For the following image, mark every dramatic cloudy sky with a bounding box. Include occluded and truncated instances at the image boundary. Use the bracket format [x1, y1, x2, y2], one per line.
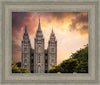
[12, 12, 88, 64]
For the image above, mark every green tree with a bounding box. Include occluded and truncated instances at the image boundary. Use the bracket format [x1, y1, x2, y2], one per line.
[60, 59, 78, 73]
[12, 60, 30, 73]
[48, 45, 88, 73]
[48, 65, 64, 73]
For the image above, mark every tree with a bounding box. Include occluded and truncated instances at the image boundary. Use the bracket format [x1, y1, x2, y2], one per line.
[48, 45, 88, 73]
[12, 60, 30, 73]
[60, 59, 78, 73]
[48, 65, 64, 73]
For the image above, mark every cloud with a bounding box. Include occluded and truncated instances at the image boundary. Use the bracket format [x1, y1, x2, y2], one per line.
[69, 12, 88, 35]
[12, 39, 21, 63]
[12, 12, 32, 28]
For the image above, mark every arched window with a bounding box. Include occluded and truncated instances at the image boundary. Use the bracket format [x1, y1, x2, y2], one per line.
[51, 48, 54, 52]
[24, 55, 27, 58]
[31, 59, 33, 63]
[24, 59, 27, 63]
[52, 59, 54, 63]
[24, 47, 27, 49]
[38, 46, 41, 53]
[38, 54, 41, 63]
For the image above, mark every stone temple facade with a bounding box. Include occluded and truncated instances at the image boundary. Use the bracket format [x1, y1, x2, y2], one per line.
[21, 18, 57, 73]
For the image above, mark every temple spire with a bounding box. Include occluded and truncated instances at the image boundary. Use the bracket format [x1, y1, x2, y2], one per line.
[52, 26, 54, 34]
[37, 15, 41, 31]
[23, 25, 30, 40]
[36, 16, 43, 38]
[25, 25, 27, 33]
[49, 26, 56, 41]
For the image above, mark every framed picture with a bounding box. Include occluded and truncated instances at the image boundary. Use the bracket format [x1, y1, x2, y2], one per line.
[0, 0, 99, 85]
[12, 12, 88, 74]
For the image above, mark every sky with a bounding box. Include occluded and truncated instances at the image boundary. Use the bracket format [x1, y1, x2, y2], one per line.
[12, 12, 88, 64]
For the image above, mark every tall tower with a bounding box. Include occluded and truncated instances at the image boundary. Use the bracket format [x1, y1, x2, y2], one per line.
[34, 18, 45, 73]
[21, 25, 31, 71]
[48, 28, 57, 70]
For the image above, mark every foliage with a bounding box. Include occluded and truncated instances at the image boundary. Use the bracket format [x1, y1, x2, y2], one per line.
[60, 59, 78, 73]
[48, 65, 64, 73]
[48, 45, 88, 73]
[12, 60, 30, 73]
[16, 62, 21, 67]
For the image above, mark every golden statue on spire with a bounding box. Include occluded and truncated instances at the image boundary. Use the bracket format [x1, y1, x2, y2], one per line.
[39, 15, 40, 19]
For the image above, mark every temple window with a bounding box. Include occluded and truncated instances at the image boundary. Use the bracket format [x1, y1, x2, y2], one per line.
[24, 47, 27, 50]
[31, 59, 33, 63]
[38, 65, 41, 73]
[31, 53, 33, 56]
[38, 54, 41, 63]
[24, 59, 27, 63]
[51, 48, 54, 52]
[38, 46, 41, 53]
[52, 59, 54, 63]
[24, 54, 27, 58]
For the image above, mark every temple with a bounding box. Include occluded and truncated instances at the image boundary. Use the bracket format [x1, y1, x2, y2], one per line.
[21, 18, 57, 73]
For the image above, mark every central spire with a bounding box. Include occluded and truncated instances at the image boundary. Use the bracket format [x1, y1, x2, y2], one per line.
[52, 26, 54, 34]
[25, 25, 27, 33]
[36, 16, 43, 38]
[37, 15, 41, 31]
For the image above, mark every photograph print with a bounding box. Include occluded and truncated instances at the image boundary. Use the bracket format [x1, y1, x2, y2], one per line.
[12, 12, 88, 73]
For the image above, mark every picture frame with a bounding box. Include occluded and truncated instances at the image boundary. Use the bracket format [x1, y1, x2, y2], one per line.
[0, 0, 99, 85]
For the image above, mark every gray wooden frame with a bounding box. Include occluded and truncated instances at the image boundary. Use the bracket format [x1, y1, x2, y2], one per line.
[0, 0, 99, 85]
